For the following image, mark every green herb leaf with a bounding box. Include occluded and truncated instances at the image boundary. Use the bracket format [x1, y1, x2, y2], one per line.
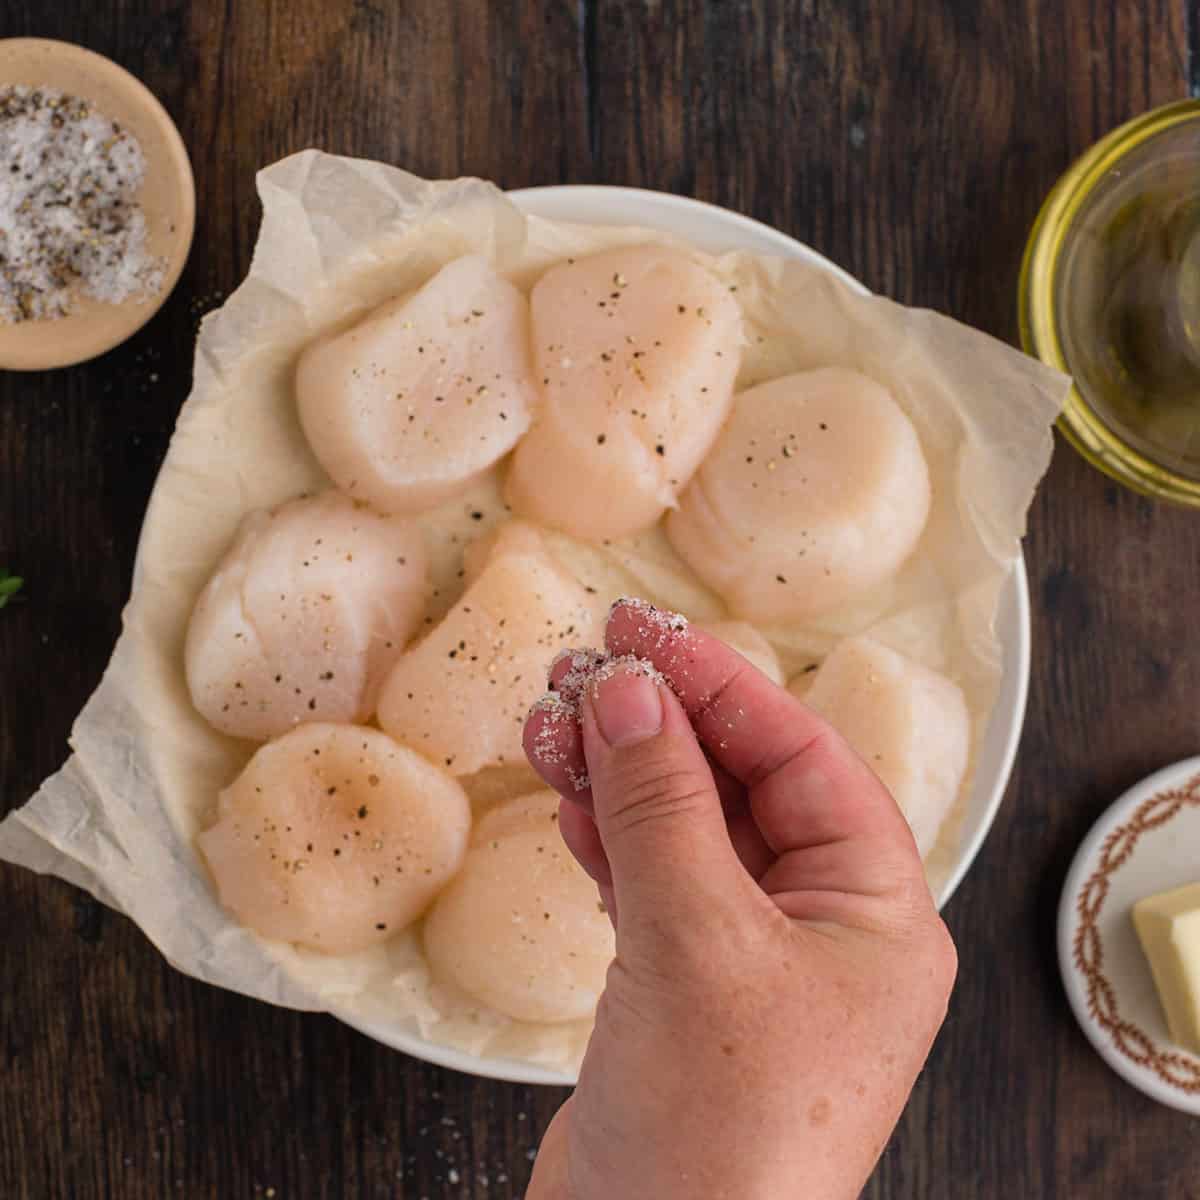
[0, 569, 23, 609]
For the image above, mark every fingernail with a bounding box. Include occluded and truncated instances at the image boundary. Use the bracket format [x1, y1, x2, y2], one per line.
[589, 668, 664, 747]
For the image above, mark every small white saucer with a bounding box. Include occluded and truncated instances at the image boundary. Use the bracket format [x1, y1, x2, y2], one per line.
[1058, 757, 1200, 1115]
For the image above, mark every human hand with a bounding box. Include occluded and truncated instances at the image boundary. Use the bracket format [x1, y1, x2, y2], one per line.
[521, 601, 957, 1200]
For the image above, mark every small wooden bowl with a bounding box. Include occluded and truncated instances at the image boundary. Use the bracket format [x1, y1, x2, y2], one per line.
[0, 39, 195, 370]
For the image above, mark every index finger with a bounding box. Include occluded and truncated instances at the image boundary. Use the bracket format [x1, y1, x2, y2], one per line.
[605, 599, 917, 856]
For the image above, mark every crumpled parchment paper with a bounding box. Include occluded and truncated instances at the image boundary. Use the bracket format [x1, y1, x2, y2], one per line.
[0, 151, 1070, 1076]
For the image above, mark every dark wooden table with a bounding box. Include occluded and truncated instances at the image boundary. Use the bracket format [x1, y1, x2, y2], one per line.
[2, 2, 1199, 1196]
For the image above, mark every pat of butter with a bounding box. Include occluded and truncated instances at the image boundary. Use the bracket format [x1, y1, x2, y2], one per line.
[1132, 881, 1200, 1055]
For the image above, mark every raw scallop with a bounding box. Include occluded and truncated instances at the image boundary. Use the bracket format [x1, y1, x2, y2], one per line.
[376, 522, 604, 775]
[424, 814, 614, 1022]
[506, 245, 743, 539]
[796, 636, 969, 858]
[472, 789, 561, 846]
[185, 490, 427, 741]
[197, 724, 471, 954]
[667, 368, 931, 623]
[296, 255, 537, 514]
[698, 619, 784, 685]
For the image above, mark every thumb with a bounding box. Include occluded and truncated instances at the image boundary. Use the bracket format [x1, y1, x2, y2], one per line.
[580, 665, 753, 932]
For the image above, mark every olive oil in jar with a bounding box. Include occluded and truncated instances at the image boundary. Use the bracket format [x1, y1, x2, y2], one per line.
[1054, 121, 1200, 481]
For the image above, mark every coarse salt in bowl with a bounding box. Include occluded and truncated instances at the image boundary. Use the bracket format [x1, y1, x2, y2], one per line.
[0, 38, 194, 369]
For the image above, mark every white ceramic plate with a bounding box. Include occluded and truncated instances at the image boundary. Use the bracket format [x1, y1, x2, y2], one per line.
[339, 186, 1032, 1084]
[1058, 757, 1200, 1116]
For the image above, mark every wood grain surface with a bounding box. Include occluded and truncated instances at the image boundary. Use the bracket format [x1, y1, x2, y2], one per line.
[2, 2, 1199, 1196]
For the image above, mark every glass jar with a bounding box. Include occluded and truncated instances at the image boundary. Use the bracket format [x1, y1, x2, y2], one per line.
[1020, 100, 1200, 504]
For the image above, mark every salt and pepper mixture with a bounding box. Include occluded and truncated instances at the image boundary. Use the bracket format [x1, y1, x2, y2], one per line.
[0, 84, 163, 322]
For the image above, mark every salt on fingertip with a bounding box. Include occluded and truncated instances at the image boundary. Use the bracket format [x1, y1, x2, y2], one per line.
[610, 596, 690, 659]
[612, 595, 689, 632]
[526, 647, 673, 781]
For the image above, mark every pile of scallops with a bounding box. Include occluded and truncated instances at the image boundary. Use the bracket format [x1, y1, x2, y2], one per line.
[186, 245, 969, 1028]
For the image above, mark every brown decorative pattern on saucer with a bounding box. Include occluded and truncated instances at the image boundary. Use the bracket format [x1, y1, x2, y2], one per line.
[1073, 774, 1200, 1093]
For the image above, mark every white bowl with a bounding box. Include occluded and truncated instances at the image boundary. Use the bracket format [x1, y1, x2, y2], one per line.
[339, 186, 1032, 1084]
